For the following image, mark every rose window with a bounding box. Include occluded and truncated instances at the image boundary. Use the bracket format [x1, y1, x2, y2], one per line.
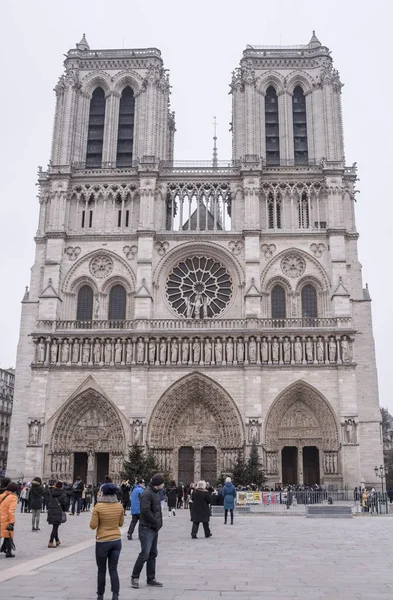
[281, 255, 306, 278]
[89, 255, 114, 279]
[166, 256, 232, 319]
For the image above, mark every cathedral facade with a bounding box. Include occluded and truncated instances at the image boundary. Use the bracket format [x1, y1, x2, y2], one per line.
[7, 33, 383, 489]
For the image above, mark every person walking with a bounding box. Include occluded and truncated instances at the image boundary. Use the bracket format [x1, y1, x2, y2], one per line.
[190, 480, 212, 539]
[0, 481, 18, 558]
[167, 480, 177, 517]
[30, 477, 44, 531]
[20, 484, 29, 513]
[71, 476, 84, 515]
[90, 483, 124, 600]
[131, 473, 165, 589]
[127, 479, 145, 540]
[176, 482, 184, 509]
[120, 481, 131, 515]
[42, 483, 50, 513]
[47, 481, 68, 547]
[222, 477, 237, 525]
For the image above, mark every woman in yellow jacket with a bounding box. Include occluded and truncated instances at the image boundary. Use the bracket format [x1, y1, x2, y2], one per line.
[90, 483, 124, 600]
[0, 481, 18, 558]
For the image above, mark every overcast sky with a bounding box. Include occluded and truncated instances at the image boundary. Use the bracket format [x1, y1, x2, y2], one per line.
[1, 0, 392, 408]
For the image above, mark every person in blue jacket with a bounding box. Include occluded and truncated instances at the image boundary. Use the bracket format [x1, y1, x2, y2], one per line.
[127, 479, 145, 540]
[222, 477, 237, 524]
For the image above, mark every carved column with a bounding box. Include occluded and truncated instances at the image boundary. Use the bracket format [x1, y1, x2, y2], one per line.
[298, 446, 303, 486]
[194, 447, 201, 482]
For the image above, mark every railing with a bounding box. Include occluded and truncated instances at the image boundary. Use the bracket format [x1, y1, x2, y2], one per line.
[36, 317, 353, 333]
[67, 48, 162, 58]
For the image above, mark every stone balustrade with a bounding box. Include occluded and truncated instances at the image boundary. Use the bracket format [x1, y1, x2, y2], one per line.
[32, 332, 354, 368]
[35, 316, 353, 333]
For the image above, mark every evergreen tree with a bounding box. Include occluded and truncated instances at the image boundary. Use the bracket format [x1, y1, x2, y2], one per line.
[120, 443, 162, 483]
[245, 441, 266, 487]
[232, 450, 248, 486]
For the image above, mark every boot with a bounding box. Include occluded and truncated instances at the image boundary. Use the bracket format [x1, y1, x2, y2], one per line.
[5, 539, 15, 558]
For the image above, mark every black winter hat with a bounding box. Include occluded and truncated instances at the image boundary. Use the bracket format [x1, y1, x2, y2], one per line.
[151, 474, 165, 487]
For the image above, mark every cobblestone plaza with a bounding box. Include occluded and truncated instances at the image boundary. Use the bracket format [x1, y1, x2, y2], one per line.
[1, 510, 392, 599]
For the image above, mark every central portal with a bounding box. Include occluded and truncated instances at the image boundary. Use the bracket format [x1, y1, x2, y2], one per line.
[282, 446, 298, 485]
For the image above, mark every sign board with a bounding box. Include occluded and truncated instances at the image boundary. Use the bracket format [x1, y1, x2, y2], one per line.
[237, 491, 262, 506]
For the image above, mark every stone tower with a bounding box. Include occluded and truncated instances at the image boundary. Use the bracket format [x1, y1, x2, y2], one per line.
[7, 33, 382, 491]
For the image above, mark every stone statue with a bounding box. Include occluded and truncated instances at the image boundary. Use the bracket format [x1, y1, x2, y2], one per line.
[215, 338, 223, 363]
[82, 340, 90, 364]
[94, 295, 100, 319]
[50, 340, 58, 364]
[29, 421, 41, 445]
[193, 339, 200, 363]
[202, 295, 211, 319]
[185, 296, 193, 318]
[332, 453, 337, 473]
[115, 339, 122, 363]
[225, 338, 233, 363]
[182, 339, 189, 363]
[345, 419, 356, 444]
[294, 337, 302, 363]
[194, 293, 202, 319]
[94, 340, 101, 364]
[249, 338, 257, 363]
[317, 338, 324, 362]
[329, 338, 337, 362]
[306, 338, 313, 362]
[272, 339, 279, 362]
[38, 339, 46, 363]
[126, 340, 132, 364]
[61, 340, 70, 363]
[204, 339, 212, 363]
[261, 338, 268, 363]
[159, 339, 167, 363]
[72, 340, 80, 363]
[104, 340, 112, 364]
[249, 421, 259, 443]
[133, 421, 143, 444]
[283, 338, 291, 363]
[87, 450, 95, 472]
[149, 341, 156, 363]
[237, 339, 244, 362]
[171, 339, 178, 363]
[341, 337, 349, 362]
[136, 339, 144, 363]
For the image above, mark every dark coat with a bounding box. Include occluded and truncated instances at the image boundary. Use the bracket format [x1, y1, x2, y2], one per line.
[42, 486, 50, 501]
[167, 486, 177, 509]
[47, 489, 68, 525]
[121, 483, 130, 503]
[139, 484, 163, 531]
[190, 489, 211, 523]
[71, 480, 84, 498]
[29, 482, 44, 510]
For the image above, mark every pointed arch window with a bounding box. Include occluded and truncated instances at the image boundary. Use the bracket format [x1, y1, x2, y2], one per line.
[271, 285, 286, 319]
[265, 86, 280, 166]
[116, 87, 135, 167]
[86, 88, 106, 168]
[298, 191, 309, 229]
[108, 285, 127, 320]
[302, 285, 317, 318]
[292, 86, 308, 165]
[77, 285, 93, 321]
[267, 191, 282, 229]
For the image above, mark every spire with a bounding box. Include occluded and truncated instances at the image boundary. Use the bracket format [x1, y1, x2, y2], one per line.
[212, 116, 218, 168]
[76, 33, 90, 51]
[308, 30, 321, 48]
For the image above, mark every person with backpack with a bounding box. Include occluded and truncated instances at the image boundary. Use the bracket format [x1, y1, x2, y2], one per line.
[29, 477, 44, 531]
[127, 480, 145, 540]
[47, 481, 68, 548]
[70, 476, 84, 515]
[166, 480, 177, 517]
[0, 481, 18, 558]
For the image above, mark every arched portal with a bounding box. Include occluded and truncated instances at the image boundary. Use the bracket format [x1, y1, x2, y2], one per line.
[148, 373, 244, 484]
[49, 387, 126, 484]
[264, 381, 340, 486]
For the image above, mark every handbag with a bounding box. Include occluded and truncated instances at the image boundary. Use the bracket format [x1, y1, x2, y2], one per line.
[54, 496, 67, 523]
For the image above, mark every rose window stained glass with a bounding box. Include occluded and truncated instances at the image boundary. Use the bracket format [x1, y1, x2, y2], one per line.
[166, 257, 232, 319]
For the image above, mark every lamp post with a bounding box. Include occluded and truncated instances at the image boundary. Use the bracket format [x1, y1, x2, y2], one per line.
[374, 464, 388, 494]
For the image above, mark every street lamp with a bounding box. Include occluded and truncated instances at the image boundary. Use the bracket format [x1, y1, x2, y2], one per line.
[374, 464, 388, 494]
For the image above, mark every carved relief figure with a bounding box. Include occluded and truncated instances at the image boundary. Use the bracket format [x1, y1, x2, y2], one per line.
[160, 339, 167, 363]
[226, 338, 234, 363]
[194, 293, 202, 319]
[29, 420, 41, 445]
[272, 339, 279, 362]
[215, 338, 223, 363]
[115, 339, 122, 364]
[329, 338, 337, 362]
[237, 338, 244, 362]
[202, 295, 211, 319]
[171, 339, 178, 363]
[345, 419, 357, 444]
[185, 296, 193, 318]
[61, 340, 70, 363]
[50, 340, 58, 364]
[182, 339, 189, 363]
[283, 338, 291, 363]
[72, 340, 80, 363]
[94, 340, 101, 364]
[38, 339, 46, 363]
[104, 340, 112, 364]
[136, 339, 144, 363]
[294, 337, 302, 363]
[193, 339, 200, 363]
[148, 340, 155, 364]
[126, 340, 132, 364]
[261, 338, 268, 363]
[249, 338, 257, 363]
[133, 420, 143, 445]
[82, 340, 90, 364]
[341, 337, 349, 362]
[317, 337, 324, 362]
[204, 339, 212, 364]
[306, 338, 313, 362]
[249, 420, 259, 443]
